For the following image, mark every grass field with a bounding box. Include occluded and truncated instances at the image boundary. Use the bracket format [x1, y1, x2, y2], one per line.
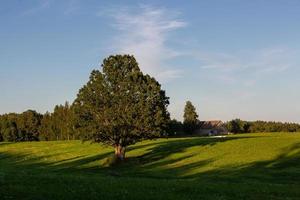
[1, 133, 300, 200]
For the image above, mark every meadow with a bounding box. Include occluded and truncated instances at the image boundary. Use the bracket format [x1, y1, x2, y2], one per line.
[1, 133, 300, 200]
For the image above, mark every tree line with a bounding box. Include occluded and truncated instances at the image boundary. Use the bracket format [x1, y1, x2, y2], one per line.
[0, 101, 199, 142]
[0, 102, 78, 142]
[167, 104, 300, 135]
[226, 119, 300, 134]
[1, 96, 299, 142]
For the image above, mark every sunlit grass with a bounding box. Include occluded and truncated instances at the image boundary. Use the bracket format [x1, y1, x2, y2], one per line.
[1, 133, 300, 199]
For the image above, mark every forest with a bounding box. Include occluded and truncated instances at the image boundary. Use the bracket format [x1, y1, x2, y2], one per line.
[1, 103, 300, 142]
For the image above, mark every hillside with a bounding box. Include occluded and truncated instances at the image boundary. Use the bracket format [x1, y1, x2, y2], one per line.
[1, 133, 300, 199]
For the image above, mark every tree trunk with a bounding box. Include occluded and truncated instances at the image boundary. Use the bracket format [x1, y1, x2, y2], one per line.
[114, 145, 126, 161]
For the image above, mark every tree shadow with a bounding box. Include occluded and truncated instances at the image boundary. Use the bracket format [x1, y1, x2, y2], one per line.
[1, 136, 300, 199]
[0, 150, 113, 175]
[169, 141, 300, 184]
[0, 136, 242, 174]
[131, 136, 257, 161]
[106, 136, 266, 177]
[1, 136, 299, 181]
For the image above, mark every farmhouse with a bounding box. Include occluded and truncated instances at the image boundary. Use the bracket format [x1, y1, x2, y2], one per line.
[194, 120, 228, 136]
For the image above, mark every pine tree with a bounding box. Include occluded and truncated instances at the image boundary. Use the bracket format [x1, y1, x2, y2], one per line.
[183, 101, 199, 134]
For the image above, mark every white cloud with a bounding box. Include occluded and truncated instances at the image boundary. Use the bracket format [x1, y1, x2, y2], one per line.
[103, 5, 187, 82]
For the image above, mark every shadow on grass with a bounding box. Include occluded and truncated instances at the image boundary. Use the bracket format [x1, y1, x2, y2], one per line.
[1, 136, 300, 200]
[1, 136, 300, 182]
[0, 136, 239, 173]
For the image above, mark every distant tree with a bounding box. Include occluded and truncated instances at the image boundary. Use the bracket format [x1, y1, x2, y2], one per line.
[2, 120, 19, 142]
[17, 110, 42, 141]
[243, 122, 251, 133]
[73, 55, 170, 161]
[167, 119, 184, 136]
[0, 111, 43, 142]
[225, 119, 300, 134]
[183, 101, 199, 134]
[227, 119, 244, 134]
[51, 102, 74, 140]
[0, 115, 4, 141]
[39, 112, 54, 141]
[0, 114, 19, 141]
[0, 119, 3, 141]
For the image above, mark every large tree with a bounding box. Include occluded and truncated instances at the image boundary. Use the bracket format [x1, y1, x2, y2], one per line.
[183, 101, 199, 134]
[73, 55, 169, 160]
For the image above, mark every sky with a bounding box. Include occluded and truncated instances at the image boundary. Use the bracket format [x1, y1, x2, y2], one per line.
[1, 0, 300, 122]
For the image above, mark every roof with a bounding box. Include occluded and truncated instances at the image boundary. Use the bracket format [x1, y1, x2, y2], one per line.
[199, 120, 224, 129]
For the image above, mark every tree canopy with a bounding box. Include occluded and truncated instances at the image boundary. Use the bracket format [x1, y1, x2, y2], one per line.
[0, 110, 42, 141]
[73, 55, 170, 160]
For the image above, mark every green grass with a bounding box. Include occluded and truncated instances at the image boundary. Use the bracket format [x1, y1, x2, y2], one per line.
[1, 133, 300, 200]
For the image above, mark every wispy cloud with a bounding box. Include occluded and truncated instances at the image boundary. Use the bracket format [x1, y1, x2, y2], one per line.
[191, 47, 297, 86]
[99, 5, 296, 87]
[194, 48, 294, 72]
[21, 0, 51, 16]
[102, 5, 187, 82]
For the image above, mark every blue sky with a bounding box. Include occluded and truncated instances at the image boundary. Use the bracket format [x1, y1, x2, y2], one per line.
[1, 0, 300, 122]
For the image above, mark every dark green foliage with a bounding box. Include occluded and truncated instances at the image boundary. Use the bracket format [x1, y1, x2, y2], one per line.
[17, 110, 43, 141]
[39, 112, 54, 141]
[0, 114, 19, 141]
[183, 101, 199, 134]
[226, 119, 245, 134]
[0, 111, 42, 142]
[39, 102, 76, 141]
[0, 102, 77, 142]
[226, 119, 300, 133]
[167, 119, 184, 136]
[51, 102, 76, 140]
[73, 55, 170, 159]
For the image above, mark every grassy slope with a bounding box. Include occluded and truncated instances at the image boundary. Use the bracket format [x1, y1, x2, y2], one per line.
[0, 133, 300, 200]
